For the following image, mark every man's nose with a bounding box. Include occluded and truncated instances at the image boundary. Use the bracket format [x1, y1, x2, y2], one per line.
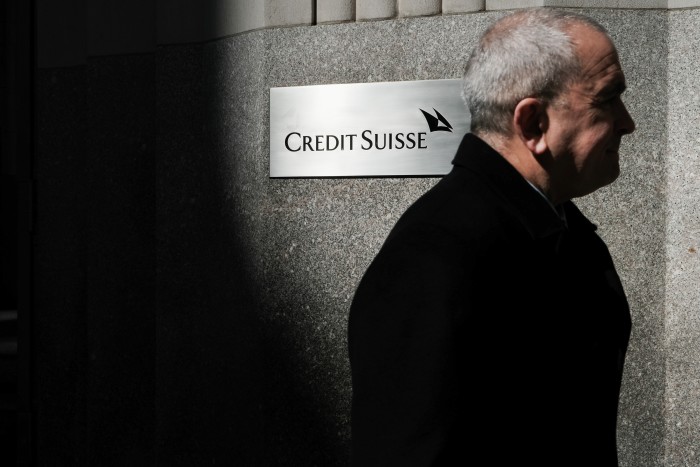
[617, 99, 636, 135]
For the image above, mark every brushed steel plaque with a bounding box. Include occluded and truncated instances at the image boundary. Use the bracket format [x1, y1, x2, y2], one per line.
[270, 79, 469, 177]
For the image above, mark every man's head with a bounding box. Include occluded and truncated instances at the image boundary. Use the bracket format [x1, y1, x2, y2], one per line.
[462, 9, 635, 202]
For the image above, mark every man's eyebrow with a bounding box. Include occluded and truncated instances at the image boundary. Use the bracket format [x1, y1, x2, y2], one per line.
[593, 81, 627, 103]
[602, 81, 627, 97]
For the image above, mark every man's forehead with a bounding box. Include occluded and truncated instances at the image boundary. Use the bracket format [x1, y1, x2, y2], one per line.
[565, 52, 625, 101]
[569, 26, 625, 82]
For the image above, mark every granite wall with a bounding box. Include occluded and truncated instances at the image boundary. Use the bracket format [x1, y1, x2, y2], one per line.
[33, 5, 699, 466]
[665, 8, 700, 466]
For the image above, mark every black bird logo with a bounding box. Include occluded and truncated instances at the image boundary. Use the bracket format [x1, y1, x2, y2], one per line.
[420, 108, 453, 132]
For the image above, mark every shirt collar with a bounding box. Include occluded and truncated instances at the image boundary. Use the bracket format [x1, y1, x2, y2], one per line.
[524, 180, 568, 228]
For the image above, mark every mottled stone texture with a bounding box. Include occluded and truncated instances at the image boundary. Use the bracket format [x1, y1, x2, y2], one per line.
[155, 39, 271, 466]
[665, 9, 700, 467]
[33, 7, 700, 467]
[486, 0, 667, 8]
[580, 10, 669, 466]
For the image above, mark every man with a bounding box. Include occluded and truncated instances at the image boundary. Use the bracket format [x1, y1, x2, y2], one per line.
[348, 9, 635, 466]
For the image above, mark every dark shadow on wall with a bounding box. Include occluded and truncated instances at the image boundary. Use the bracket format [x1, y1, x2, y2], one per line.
[34, 57, 158, 466]
[154, 37, 349, 465]
[33, 4, 349, 467]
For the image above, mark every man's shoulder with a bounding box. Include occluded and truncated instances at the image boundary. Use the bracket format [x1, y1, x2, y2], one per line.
[387, 167, 525, 246]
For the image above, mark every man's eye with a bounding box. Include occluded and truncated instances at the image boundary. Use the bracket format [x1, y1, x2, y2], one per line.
[597, 95, 619, 106]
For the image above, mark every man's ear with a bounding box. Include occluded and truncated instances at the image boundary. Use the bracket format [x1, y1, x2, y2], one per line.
[513, 98, 548, 155]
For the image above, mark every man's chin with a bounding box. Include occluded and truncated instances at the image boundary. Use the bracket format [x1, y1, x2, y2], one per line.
[574, 171, 620, 199]
[598, 168, 621, 191]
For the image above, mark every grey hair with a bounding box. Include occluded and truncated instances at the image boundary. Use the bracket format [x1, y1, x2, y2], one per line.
[462, 9, 608, 136]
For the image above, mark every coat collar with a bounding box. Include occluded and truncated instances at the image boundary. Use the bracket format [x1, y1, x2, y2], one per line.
[450, 133, 597, 239]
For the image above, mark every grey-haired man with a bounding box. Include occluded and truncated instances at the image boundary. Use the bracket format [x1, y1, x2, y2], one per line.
[349, 9, 634, 466]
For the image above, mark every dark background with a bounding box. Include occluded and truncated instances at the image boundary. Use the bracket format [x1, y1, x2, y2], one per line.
[2, 2, 353, 465]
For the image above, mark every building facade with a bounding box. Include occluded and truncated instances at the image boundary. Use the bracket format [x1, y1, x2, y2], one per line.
[29, 1, 700, 465]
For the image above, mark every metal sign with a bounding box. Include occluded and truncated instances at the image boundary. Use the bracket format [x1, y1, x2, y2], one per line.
[269, 79, 469, 177]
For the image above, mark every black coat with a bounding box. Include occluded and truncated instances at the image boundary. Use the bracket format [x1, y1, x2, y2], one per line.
[348, 134, 631, 466]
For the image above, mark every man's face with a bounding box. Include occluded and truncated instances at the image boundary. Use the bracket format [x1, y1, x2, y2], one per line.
[544, 25, 636, 200]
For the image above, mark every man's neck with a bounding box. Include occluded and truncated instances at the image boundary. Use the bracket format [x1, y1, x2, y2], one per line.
[475, 131, 565, 206]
